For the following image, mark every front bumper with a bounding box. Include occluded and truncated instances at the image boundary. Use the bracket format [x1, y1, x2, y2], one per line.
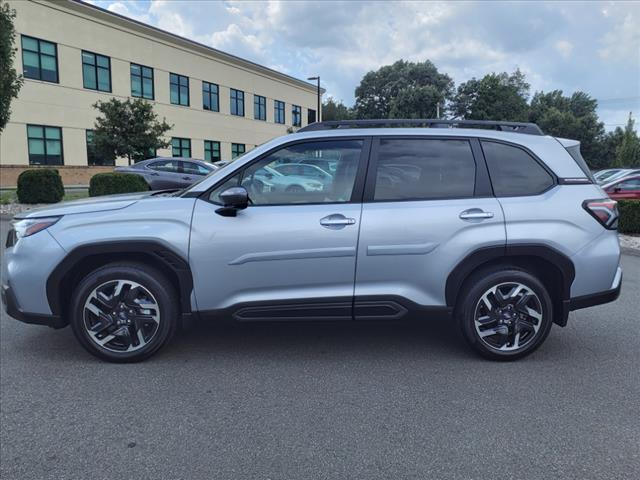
[1, 284, 66, 329]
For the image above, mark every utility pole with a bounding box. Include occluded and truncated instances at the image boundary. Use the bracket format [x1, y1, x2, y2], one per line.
[307, 76, 321, 122]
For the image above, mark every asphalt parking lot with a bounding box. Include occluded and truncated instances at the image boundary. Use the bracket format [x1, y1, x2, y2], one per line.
[1, 218, 639, 480]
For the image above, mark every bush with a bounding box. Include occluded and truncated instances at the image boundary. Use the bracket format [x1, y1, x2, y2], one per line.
[16, 169, 64, 204]
[89, 172, 149, 197]
[618, 200, 640, 234]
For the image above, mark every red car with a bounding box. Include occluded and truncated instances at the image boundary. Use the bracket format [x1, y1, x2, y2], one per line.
[603, 175, 640, 200]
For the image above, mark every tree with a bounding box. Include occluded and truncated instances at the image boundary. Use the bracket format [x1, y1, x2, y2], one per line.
[354, 60, 453, 119]
[614, 113, 640, 167]
[599, 127, 625, 170]
[92, 98, 172, 165]
[322, 97, 354, 121]
[529, 90, 605, 168]
[451, 69, 529, 121]
[0, 0, 23, 132]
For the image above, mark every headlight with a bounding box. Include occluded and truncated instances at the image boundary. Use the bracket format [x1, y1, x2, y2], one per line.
[12, 216, 61, 239]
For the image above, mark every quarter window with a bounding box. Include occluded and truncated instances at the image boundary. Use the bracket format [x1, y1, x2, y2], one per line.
[274, 100, 285, 124]
[171, 137, 191, 157]
[373, 139, 476, 201]
[202, 81, 219, 111]
[481, 141, 554, 197]
[230, 89, 244, 116]
[82, 51, 111, 92]
[21, 35, 58, 83]
[27, 125, 63, 165]
[131, 63, 154, 99]
[204, 140, 221, 162]
[170, 73, 189, 106]
[292, 105, 302, 127]
[86, 130, 114, 166]
[254, 95, 266, 121]
[211, 140, 363, 206]
[231, 143, 245, 159]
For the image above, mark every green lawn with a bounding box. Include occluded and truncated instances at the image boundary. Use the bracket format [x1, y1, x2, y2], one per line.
[0, 189, 88, 204]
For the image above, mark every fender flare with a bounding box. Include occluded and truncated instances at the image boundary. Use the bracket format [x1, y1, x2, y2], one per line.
[445, 244, 575, 325]
[46, 240, 194, 316]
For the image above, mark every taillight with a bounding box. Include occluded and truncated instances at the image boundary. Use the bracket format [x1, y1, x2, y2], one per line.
[583, 199, 618, 229]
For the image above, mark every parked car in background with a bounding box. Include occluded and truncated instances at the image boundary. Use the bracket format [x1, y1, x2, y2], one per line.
[299, 158, 338, 174]
[246, 165, 324, 194]
[594, 168, 640, 185]
[272, 163, 333, 187]
[603, 175, 640, 200]
[115, 157, 214, 190]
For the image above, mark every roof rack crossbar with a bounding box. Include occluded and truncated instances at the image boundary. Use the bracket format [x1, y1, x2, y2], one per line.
[298, 119, 544, 135]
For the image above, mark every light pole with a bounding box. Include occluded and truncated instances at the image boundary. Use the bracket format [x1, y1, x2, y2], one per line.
[307, 76, 321, 122]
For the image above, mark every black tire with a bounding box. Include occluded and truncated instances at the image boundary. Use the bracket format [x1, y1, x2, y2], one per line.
[457, 267, 553, 361]
[70, 262, 179, 362]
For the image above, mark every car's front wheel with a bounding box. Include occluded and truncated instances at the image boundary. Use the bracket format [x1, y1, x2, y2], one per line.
[70, 263, 178, 362]
[457, 268, 553, 360]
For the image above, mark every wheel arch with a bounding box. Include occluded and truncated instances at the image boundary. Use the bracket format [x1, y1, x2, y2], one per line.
[446, 244, 575, 326]
[46, 241, 194, 323]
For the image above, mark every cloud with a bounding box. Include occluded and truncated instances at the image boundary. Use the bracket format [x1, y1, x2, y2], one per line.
[555, 40, 573, 58]
[94, 0, 639, 128]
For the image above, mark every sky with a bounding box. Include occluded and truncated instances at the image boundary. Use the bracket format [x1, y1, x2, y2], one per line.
[89, 0, 639, 130]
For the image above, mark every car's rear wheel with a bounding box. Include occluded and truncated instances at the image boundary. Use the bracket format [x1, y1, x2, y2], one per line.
[457, 268, 553, 360]
[70, 263, 178, 362]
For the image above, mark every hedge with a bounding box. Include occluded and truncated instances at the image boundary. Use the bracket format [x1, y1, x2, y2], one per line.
[16, 169, 64, 204]
[618, 200, 640, 234]
[89, 172, 149, 197]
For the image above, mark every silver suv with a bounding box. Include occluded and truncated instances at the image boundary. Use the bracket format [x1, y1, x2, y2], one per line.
[2, 120, 622, 362]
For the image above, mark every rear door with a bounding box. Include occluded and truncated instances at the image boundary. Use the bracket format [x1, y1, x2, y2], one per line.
[354, 136, 505, 316]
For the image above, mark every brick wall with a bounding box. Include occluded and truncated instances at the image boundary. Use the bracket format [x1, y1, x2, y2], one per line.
[0, 165, 114, 188]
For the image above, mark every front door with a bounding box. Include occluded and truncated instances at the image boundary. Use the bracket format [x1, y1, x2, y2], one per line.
[189, 138, 369, 320]
[354, 136, 506, 317]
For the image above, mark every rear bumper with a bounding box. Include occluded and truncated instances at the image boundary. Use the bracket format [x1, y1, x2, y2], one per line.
[1, 284, 66, 329]
[568, 266, 622, 311]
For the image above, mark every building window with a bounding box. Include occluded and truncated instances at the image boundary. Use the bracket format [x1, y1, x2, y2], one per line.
[21, 35, 58, 83]
[170, 73, 189, 106]
[85, 130, 115, 166]
[204, 140, 221, 162]
[230, 88, 244, 116]
[274, 100, 285, 124]
[131, 63, 154, 99]
[308, 109, 317, 124]
[27, 125, 63, 165]
[254, 95, 266, 121]
[171, 137, 191, 157]
[292, 105, 302, 127]
[202, 81, 219, 112]
[82, 51, 111, 92]
[231, 143, 245, 159]
[133, 148, 157, 162]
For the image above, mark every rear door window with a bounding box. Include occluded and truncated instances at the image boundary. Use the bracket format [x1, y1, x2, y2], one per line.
[481, 141, 554, 197]
[148, 160, 182, 173]
[373, 138, 476, 201]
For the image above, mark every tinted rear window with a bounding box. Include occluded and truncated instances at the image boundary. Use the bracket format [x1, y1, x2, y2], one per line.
[481, 141, 554, 197]
[374, 139, 476, 200]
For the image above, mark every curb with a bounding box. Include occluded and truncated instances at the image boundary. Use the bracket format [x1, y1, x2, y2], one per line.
[621, 246, 640, 257]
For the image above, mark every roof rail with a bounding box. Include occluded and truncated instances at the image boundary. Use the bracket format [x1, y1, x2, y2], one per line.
[298, 119, 544, 136]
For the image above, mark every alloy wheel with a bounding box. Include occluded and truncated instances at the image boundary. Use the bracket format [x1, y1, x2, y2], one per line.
[474, 282, 543, 352]
[83, 280, 160, 353]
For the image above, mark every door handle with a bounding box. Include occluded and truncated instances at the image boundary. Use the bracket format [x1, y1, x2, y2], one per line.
[459, 209, 494, 220]
[320, 214, 356, 229]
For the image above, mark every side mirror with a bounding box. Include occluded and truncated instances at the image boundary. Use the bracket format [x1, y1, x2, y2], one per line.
[216, 186, 249, 217]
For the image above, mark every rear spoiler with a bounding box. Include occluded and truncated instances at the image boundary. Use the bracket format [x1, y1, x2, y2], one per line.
[554, 137, 595, 182]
